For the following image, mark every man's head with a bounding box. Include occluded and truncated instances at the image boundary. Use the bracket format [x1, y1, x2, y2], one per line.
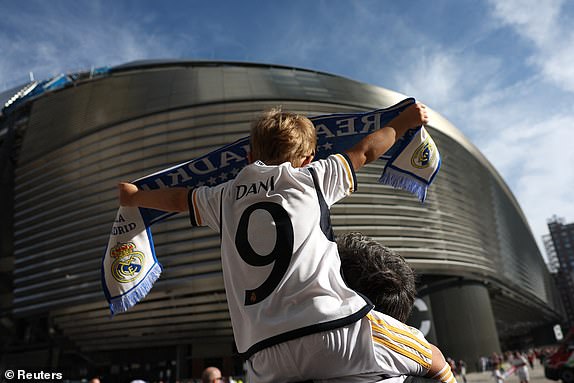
[201, 366, 223, 383]
[337, 232, 416, 322]
[250, 107, 316, 167]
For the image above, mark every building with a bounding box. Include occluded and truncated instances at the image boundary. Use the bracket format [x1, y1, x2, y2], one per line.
[0, 60, 564, 381]
[545, 216, 574, 328]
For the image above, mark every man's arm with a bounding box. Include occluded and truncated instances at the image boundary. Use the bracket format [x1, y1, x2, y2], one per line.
[118, 182, 188, 212]
[344, 102, 429, 171]
[425, 344, 457, 383]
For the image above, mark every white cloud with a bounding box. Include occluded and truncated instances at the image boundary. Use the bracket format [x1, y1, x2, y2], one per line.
[488, 0, 574, 93]
[0, 3, 190, 90]
[399, 54, 463, 107]
[488, 0, 562, 42]
[397, 50, 504, 115]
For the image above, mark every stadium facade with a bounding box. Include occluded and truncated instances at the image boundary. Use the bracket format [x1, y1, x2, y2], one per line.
[0, 60, 564, 381]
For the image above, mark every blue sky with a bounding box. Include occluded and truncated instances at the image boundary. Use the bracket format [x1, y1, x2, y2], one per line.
[1, 0, 573, 258]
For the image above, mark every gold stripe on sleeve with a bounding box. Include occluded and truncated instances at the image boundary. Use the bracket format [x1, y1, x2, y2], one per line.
[334, 153, 354, 193]
[444, 370, 457, 383]
[371, 334, 432, 370]
[370, 322, 432, 360]
[368, 314, 432, 359]
[432, 363, 457, 383]
[438, 367, 451, 381]
[432, 365, 449, 380]
[192, 189, 202, 226]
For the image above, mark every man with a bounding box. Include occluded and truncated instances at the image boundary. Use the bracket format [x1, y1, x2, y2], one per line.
[336, 232, 455, 383]
[202, 366, 223, 383]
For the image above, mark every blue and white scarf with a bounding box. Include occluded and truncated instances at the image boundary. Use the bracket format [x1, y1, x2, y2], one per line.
[101, 98, 440, 314]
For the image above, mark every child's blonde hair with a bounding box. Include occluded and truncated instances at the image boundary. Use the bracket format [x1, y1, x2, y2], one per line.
[250, 107, 317, 166]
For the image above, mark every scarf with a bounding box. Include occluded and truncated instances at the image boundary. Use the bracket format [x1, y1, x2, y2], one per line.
[101, 98, 440, 314]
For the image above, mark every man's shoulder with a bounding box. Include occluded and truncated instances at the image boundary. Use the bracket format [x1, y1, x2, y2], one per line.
[368, 310, 427, 340]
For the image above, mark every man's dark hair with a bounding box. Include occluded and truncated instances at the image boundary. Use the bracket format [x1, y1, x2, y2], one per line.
[337, 232, 416, 322]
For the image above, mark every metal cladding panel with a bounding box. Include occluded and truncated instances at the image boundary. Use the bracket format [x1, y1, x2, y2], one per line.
[11, 62, 559, 350]
[18, 65, 401, 165]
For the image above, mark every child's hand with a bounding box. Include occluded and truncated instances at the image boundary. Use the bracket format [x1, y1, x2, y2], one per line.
[118, 182, 138, 206]
[394, 102, 429, 134]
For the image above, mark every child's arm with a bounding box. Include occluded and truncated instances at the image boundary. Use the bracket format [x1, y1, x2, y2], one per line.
[344, 102, 429, 171]
[425, 344, 457, 383]
[118, 182, 189, 212]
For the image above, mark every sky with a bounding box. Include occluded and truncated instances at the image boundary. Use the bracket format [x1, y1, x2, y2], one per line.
[1, 0, 573, 259]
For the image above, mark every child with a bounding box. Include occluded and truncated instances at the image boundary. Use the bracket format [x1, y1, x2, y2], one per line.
[336, 232, 457, 383]
[511, 351, 530, 383]
[493, 363, 505, 383]
[119, 102, 430, 382]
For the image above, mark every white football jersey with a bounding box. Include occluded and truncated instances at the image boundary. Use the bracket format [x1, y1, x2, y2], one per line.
[246, 310, 435, 383]
[188, 153, 371, 355]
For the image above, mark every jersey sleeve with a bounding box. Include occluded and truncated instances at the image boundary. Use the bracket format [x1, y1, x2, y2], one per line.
[367, 312, 433, 377]
[306, 153, 357, 206]
[188, 183, 226, 232]
[430, 363, 457, 383]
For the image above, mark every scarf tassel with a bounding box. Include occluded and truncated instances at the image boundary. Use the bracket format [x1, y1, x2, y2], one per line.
[379, 166, 428, 203]
[108, 262, 162, 316]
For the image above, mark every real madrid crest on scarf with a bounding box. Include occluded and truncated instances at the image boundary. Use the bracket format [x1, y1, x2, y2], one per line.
[102, 207, 161, 315]
[101, 98, 441, 315]
[110, 242, 145, 283]
[412, 136, 438, 169]
[379, 123, 441, 202]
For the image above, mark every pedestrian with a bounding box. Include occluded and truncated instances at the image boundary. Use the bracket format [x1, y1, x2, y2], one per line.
[202, 367, 223, 383]
[457, 360, 467, 383]
[491, 353, 502, 372]
[511, 351, 530, 383]
[446, 358, 457, 377]
[527, 351, 535, 369]
[492, 363, 505, 383]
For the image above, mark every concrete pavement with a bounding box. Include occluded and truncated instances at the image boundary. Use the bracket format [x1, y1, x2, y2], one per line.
[465, 363, 554, 383]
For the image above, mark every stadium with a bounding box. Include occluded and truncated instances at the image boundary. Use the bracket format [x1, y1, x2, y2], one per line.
[0, 60, 564, 381]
